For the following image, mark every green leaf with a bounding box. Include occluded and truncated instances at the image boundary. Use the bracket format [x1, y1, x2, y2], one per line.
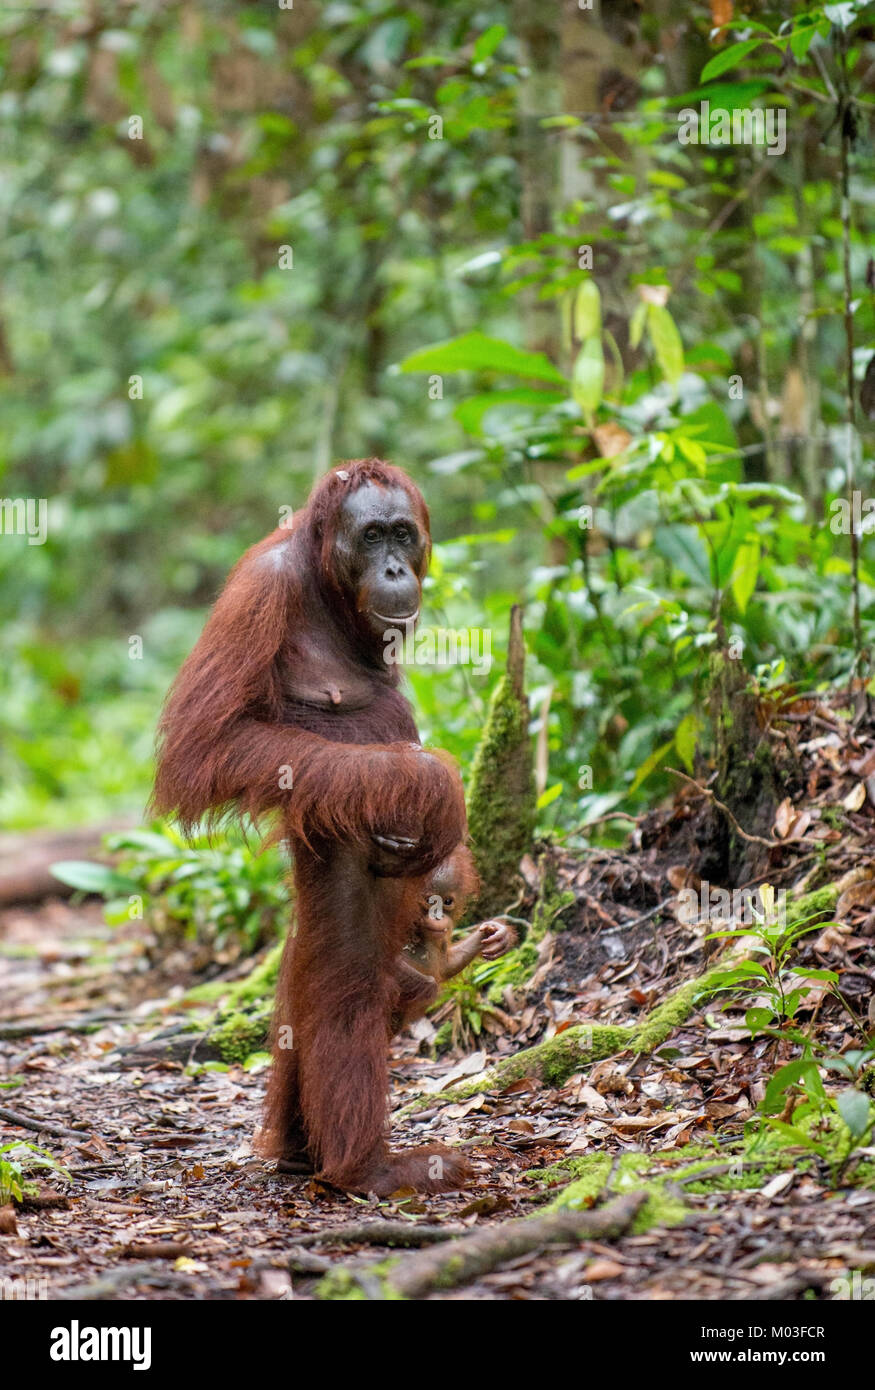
[700, 38, 767, 83]
[537, 782, 563, 810]
[399, 332, 565, 384]
[472, 23, 507, 63]
[647, 304, 684, 384]
[745, 1007, 776, 1034]
[836, 1088, 871, 1138]
[653, 525, 711, 586]
[731, 537, 760, 614]
[571, 336, 605, 417]
[790, 23, 818, 61]
[573, 280, 601, 340]
[50, 861, 139, 895]
[629, 737, 674, 793]
[762, 1058, 823, 1114]
[570, 334, 603, 414]
[674, 712, 700, 773]
[453, 388, 565, 436]
[629, 300, 647, 350]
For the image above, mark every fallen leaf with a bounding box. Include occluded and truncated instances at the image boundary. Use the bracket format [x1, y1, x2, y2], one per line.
[585, 1258, 625, 1281]
[760, 1171, 795, 1200]
[843, 782, 867, 812]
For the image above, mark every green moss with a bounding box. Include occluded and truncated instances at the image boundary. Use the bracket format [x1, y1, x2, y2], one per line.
[316, 1260, 405, 1301]
[633, 969, 724, 1053]
[534, 1152, 688, 1233]
[785, 883, 838, 928]
[466, 612, 537, 920]
[212, 1007, 270, 1063]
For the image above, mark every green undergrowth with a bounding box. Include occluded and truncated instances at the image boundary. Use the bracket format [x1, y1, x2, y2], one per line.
[527, 1143, 803, 1232]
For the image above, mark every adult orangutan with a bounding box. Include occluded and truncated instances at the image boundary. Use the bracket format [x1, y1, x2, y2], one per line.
[152, 459, 470, 1195]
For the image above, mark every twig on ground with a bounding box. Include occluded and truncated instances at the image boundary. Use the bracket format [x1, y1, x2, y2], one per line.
[667, 768, 778, 849]
[0, 1105, 86, 1139]
[294, 1219, 462, 1249]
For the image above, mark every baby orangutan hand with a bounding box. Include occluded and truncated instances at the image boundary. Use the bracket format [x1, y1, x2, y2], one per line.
[477, 918, 518, 960]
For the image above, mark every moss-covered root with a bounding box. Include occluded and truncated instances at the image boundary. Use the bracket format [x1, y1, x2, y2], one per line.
[402, 881, 841, 1110]
[400, 1022, 634, 1113]
[316, 1190, 646, 1300]
[466, 604, 537, 920]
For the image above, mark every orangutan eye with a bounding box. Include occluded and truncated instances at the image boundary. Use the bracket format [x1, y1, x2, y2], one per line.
[363, 526, 382, 544]
[393, 524, 414, 544]
[443, 896, 454, 908]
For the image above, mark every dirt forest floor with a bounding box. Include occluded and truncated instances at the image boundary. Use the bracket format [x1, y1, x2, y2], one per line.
[1, 694, 875, 1301]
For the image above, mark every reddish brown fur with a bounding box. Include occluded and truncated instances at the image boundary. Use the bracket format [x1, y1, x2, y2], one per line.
[152, 459, 470, 1196]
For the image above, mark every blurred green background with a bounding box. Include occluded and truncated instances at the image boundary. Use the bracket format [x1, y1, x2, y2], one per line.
[1, 0, 873, 833]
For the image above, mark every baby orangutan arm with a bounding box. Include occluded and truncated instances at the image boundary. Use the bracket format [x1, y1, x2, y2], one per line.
[443, 918, 517, 977]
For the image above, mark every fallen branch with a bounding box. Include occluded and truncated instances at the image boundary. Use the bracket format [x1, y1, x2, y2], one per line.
[319, 1190, 646, 1300]
[0, 1105, 86, 1139]
[0, 1010, 126, 1040]
[294, 1220, 463, 1249]
[56, 1262, 195, 1300]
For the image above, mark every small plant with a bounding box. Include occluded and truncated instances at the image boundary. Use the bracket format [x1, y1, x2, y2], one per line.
[701, 884, 875, 1184]
[0, 1142, 69, 1204]
[701, 885, 841, 1040]
[750, 1044, 875, 1185]
[51, 822, 289, 953]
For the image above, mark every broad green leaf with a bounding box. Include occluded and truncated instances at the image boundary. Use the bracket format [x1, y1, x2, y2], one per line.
[629, 300, 647, 349]
[700, 38, 767, 83]
[677, 437, 707, 469]
[647, 304, 684, 384]
[790, 23, 818, 61]
[537, 782, 563, 810]
[836, 1088, 871, 1138]
[472, 23, 506, 63]
[573, 280, 601, 340]
[731, 537, 760, 614]
[50, 860, 139, 895]
[762, 1058, 824, 1114]
[629, 737, 674, 793]
[571, 336, 605, 417]
[674, 712, 700, 773]
[653, 525, 711, 586]
[745, 1007, 776, 1034]
[399, 332, 565, 384]
[454, 388, 565, 436]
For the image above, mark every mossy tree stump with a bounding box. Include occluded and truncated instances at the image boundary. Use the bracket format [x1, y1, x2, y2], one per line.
[466, 605, 537, 920]
[699, 648, 794, 885]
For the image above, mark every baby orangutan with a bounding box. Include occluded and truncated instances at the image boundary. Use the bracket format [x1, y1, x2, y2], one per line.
[391, 846, 518, 1035]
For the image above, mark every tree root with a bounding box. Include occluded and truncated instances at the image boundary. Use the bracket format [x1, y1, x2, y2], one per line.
[293, 1219, 463, 1249]
[317, 1190, 646, 1299]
